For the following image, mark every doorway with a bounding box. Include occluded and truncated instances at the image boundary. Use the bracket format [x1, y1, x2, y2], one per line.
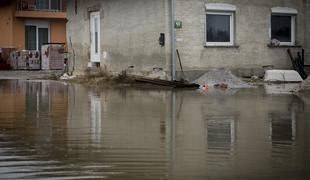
[25, 21, 49, 51]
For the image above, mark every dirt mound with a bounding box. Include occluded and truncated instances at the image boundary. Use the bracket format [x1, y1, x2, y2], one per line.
[192, 68, 252, 89]
[299, 76, 310, 92]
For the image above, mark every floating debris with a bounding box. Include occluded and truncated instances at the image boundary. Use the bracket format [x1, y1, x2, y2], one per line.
[135, 77, 199, 89]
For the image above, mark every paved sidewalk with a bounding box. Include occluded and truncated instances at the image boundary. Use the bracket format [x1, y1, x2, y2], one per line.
[0, 70, 63, 80]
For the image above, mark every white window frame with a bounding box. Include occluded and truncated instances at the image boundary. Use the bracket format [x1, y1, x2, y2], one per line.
[25, 20, 50, 51]
[270, 7, 297, 46]
[205, 3, 236, 47]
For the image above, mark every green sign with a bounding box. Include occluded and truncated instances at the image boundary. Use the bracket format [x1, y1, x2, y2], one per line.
[175, 20, 182, 29]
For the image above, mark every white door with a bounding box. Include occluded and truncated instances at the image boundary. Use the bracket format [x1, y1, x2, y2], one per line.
[90, 11, 101, 63]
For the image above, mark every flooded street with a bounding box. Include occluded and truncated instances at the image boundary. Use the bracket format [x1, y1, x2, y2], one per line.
[0, 80, 310, 180]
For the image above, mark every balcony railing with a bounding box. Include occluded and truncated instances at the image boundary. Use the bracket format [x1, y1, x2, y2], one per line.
[16, 0, 66, 12]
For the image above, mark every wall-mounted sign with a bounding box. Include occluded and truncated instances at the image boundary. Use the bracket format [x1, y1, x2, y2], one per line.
[175, 20, 182, 29]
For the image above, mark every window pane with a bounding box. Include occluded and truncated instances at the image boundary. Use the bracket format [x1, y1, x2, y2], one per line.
[51, 0, 61, 10]
[207, 14, 231, 42]
[36, 0, 49, 9]
[38, 28, 49, 50]
[25, 26, 37, 50]
[271, 15, 292, 42]
[95, 17, 99, 54]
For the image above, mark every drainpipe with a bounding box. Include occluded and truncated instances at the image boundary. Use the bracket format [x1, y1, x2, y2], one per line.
[170, 0, 176, 81]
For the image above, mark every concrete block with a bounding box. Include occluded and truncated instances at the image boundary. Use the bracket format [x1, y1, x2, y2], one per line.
[264, 70, 303, 82]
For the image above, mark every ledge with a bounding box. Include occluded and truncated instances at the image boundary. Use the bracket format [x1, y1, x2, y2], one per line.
[15, 10, 67, 19]
[204, 45, 239, 48]
[267, 44, 302, 48]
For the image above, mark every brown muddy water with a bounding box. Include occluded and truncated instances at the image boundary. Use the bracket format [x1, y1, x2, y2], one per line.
[0, 79, 310, 180]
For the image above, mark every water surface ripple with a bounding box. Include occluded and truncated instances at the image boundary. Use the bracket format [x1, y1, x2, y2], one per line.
[0, 80, 309, 180]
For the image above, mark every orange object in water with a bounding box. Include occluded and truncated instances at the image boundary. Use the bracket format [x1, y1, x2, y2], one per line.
[202, 84, 209, 92]
[214, 83, 228, 90]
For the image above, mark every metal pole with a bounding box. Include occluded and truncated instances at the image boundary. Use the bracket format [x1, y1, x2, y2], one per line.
[171, 0, 176, 81]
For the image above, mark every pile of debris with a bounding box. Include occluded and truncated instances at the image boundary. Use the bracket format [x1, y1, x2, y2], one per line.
[299, 76, 310, 92]
[193, 68, 252, 89]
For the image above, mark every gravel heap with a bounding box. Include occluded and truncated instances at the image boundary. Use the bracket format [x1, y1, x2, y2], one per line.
[192, 68, 252, 89]
[299, 76, 310, 92]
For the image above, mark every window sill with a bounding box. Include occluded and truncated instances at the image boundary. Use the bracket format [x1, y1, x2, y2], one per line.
[267, 44, 302, 48]
[204, 45, 239, 48]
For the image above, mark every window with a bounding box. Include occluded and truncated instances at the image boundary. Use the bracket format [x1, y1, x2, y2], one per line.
[94, 17, 99, 54]
[205, 3, 236, 46]
[36, 0, 49, 10]
[270, 7, 297, 46]
[38, 28, 49, 50]
[25, 26, 37, 50]
[36, 0, 62, 11]
[51, 0, 62, 11]
[25, 21, 50, 51]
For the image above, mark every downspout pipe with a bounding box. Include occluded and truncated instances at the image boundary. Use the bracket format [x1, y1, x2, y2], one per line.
[170, 0, 176, 81]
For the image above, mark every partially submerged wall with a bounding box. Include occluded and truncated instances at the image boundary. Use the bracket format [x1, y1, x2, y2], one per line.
[174, 0, 306, 77]
[67, 0, 309, 77]
[66, 0, 170, 75]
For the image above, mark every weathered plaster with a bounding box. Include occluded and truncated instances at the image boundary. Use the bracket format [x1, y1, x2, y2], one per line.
[67, 0, 310, 78]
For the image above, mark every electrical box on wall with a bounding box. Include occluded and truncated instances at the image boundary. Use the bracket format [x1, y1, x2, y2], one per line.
[175, 20, 182, 29]
[159, 33, 165, 46]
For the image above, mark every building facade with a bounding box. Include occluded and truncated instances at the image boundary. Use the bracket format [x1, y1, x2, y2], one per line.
[66, 0, 310, 79]
[0, 0, 67, 63]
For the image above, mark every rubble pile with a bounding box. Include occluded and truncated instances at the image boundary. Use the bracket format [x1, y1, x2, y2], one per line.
[193, 68, 252, 89]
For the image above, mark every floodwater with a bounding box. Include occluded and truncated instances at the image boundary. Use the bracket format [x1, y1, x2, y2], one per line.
[0, 80, 310, 180]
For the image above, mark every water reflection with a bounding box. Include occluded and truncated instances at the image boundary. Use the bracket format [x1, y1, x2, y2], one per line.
[0, 80, 310, 179]
[90, 92, 102, 145]
[269, 112, 296, 143]
[269, 97, 303, 144]
[206, 116, 235, 149]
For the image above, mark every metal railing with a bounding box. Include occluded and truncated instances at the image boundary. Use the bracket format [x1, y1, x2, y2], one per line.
[16, 0, 66, 12]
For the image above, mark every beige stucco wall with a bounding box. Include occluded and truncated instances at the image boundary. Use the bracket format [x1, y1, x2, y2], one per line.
[12, 17, 25, 50]
[0, 3, 14, 48]
[66, 0, 309, 77]
[175, 0, 307, 73]
[50, 20, 67, 44]
[66, 0, 170, 75]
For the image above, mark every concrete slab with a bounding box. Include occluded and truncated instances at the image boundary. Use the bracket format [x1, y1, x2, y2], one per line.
[264, 70, 303, 82]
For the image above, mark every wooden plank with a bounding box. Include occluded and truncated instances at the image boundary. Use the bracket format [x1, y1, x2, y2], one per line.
[135, 77, 199, 89]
